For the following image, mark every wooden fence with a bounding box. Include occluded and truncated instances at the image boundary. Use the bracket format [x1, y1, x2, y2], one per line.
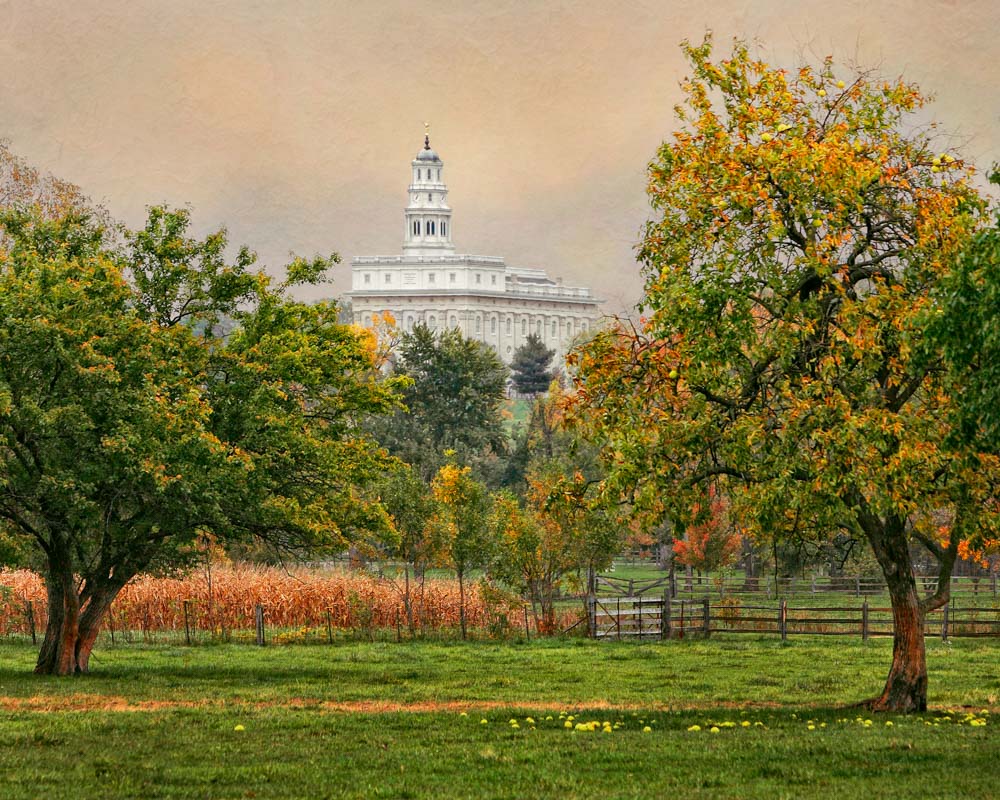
[594, 573, 1000, 600]
[588, 594, 1000, 641]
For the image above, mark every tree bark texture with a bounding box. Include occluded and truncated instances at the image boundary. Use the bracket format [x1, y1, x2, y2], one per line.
[34, 556, 129, 676]
[866, 517, 928, 713]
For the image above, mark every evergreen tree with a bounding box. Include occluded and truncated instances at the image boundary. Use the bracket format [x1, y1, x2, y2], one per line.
[510, 334, 555, 396]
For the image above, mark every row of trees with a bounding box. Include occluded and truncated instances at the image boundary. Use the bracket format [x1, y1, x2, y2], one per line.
[375, 383, 622, 638]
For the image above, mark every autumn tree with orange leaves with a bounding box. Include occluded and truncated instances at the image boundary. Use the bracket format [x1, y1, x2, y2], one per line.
[571, 37, 1000, 712]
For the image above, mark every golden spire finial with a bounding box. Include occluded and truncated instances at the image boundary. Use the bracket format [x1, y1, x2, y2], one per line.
[423, 121, 431, 150]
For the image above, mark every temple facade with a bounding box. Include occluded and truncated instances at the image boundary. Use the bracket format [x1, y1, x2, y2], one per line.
[346, 134, 601, 365]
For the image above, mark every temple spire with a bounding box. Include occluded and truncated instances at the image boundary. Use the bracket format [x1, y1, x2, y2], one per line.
[404, 130, 453, 254]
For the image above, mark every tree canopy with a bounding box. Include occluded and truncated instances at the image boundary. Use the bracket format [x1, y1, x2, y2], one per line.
[927, 171, 1000, 453]
[571, 37, 1000, 712]
[0, 206, 401, 675]
[368, 324, 509, 482]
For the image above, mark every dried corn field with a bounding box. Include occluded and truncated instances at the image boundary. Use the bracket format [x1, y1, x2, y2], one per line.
[0, 566, 581, 642]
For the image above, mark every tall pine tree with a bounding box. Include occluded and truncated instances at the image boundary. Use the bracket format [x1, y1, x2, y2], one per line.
[511, 334, 555, 396]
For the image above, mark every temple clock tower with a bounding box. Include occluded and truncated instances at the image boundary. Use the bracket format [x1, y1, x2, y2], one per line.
[403, 131, 454, 255]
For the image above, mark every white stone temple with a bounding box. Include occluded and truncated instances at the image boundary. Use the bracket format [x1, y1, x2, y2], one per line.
[346, 133, 601, 365]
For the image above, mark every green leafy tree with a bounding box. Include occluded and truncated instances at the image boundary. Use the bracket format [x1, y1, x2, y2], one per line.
[510, 334, 555, 396]
[571, 38, 1000, 712]
[495, 384, 623, 631]
[374, 464, 438, 634]
[928, 171, 1000, 453]
[0, 207, 400, 675]
[370, 324, 509, 481]
[425, 462, 495, 639]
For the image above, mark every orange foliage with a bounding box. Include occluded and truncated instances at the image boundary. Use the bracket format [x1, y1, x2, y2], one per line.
[672, 494, 741, 572]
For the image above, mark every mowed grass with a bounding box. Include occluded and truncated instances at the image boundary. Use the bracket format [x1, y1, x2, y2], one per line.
[1, 638, 998, 799]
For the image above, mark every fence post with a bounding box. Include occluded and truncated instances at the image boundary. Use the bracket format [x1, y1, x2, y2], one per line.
[811, 577, 816, 594]
[183, 600, 192, 646]
[669, 568, 677, 599]
[662, 591, 671, 640]
[862, 600, 869, 642]
[702, 596, 710, 638]
[941, 602, 949, 641]
[587, 595, 596, 638]
[779, 599, 788, 641]
[255, 603, 266, 646]
[855, 576, 861, 598]
[24, 601, 36, 646]
[326, 610, 333, 644]
[637, 596, 643, 638]
[993, 574, 997, 600]
[616, 597, 621, 641]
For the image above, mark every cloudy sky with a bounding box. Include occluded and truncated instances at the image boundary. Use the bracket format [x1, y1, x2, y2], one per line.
[1, 0, 997, 314]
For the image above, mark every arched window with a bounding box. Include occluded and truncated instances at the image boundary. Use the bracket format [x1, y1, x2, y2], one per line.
[429, 220, 436, 235]
[437, 169, 441, 180]
[552, 320, 557, 337]
[536, 320, 542, 336]
[414, 220, 421, 235]
[491, 317, 497, 333]
[521, 318, 527, 336]
[429, 315, 437, 330]
[450, 315, 457, 328]
[406, 315, 414, 332]
[475, 316, 482, 333]
[428, 193, 433, 202]
[506, 318, 512, 335]
[441, 222, 447, 236]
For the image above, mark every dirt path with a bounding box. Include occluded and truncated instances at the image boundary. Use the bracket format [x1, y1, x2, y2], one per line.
[0, 694, 793, 714]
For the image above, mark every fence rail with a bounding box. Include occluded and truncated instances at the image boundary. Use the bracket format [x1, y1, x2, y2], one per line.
[587, 593, 1000, 641]
[594, 572, 1000, 600]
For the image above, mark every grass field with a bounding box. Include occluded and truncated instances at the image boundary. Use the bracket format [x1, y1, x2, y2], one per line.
[1, 638, 998, 798]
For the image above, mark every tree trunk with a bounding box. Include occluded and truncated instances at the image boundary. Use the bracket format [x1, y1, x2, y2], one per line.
[35, 564, 81, 676]
[866, 518, 928, 713]
[403, 565, 415, 635]
[35, 552, 130, 676]
[458, 570, 467, 640]
[870, 580, 927, 713]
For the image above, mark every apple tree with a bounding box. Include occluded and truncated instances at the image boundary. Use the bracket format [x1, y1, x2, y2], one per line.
[570, 38, 999, 711]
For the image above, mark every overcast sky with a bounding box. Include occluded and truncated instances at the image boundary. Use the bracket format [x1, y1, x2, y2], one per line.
[1, 0, 997, 314]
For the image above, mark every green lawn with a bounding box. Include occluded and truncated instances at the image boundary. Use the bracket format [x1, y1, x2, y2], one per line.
[1, 638, 998, 798]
